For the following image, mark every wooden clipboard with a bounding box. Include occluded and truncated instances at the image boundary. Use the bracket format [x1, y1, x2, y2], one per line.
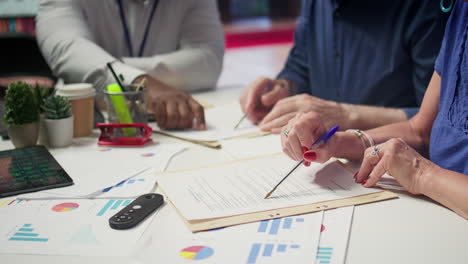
[158, 156, 398, 232]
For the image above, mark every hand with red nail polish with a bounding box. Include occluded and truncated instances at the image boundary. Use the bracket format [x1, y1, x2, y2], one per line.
[281, 112, 338, 163]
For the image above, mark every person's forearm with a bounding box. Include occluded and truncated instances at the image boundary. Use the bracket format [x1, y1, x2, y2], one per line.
[123, 47, 222, 92]
[420, 164, 468, 219]
[342, 103, 408, 130]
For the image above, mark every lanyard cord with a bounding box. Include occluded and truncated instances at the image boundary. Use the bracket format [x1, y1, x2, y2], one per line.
[440, 0, 453, 13]
[116, 0, 159, 57]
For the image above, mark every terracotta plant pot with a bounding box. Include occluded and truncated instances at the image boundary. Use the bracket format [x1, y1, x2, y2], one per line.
[7, 122, 39, 148]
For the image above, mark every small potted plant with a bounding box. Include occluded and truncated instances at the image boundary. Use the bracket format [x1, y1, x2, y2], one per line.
[3, 82, 39, 148]
[33, 84, 53, 146]
[42, 95, 74, 148]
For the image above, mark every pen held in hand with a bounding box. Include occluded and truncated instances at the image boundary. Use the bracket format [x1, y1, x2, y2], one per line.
[234, 112, 248, 130]
[234, 82, 273, 130]
[264, 125, 340, 199]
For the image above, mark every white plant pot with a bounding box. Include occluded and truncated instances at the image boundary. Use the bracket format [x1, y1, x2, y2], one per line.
[38, 114, 49, 147]
[44, 115, 74, 148]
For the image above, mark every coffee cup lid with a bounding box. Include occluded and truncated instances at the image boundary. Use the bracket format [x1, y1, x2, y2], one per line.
[56, 83, 96, 100]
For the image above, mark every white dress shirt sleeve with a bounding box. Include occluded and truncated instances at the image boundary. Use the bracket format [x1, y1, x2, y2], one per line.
[36, 0, 151, 94]
[122, 0, 224, 92]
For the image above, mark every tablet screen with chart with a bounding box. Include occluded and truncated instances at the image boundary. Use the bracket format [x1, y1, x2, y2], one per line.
[0, 145, 73, 198]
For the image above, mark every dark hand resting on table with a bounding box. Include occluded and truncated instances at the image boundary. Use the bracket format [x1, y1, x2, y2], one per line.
[134, 76, 206, 131]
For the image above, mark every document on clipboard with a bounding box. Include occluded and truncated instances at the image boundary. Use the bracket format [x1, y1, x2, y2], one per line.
[158, 153, 398, 232]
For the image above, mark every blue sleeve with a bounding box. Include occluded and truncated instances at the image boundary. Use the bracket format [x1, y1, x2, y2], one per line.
[402, 107, 419, 119]
[403, 1, 449, 118]
[277, 0, 310, 94]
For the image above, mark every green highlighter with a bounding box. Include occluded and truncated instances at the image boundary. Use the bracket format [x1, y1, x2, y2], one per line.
[106, 83, 136, 136]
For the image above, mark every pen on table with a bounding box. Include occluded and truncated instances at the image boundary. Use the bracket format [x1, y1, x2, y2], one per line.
[106, 62, 126, 91]
[234, 82, 273, 130]
[264, 125, 340, 199]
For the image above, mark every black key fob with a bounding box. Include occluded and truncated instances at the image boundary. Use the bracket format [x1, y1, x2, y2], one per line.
[109, 193, 164, 230]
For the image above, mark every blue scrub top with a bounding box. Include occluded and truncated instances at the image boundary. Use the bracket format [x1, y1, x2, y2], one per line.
[432, 0, 468, 175]
[278, 0, 449, 118]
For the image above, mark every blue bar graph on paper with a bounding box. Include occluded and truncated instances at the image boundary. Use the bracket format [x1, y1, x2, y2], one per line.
[97, 200, 115, 216]
[247, 243, 301, 263]
[257, 220, 268, 232]
[97, 199, 132, 216]
[9, 224, 48, 242]
[111, 199, 123, 209]
[247, 243, 261, 264]
[14, 232, 38, 237]
[262, 244, 274, 256]
[282, 218, 293, 229]
[269, 219, 281, 235]
[317, 247, 333, 264]
[277, 244, 287, 252]
[257, 217, 305, 235]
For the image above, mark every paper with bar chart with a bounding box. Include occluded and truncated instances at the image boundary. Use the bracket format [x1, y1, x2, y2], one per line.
[133, 204, 323, 264]
[0, 197, 156, 256]
[158, 154, 383, 221]
[315, 206, 354, 264]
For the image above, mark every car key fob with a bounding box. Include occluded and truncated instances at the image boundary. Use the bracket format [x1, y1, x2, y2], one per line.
[109, 193, 164, 230]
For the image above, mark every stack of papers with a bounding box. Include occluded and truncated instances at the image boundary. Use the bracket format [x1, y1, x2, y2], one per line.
[158, 153, 396, 231]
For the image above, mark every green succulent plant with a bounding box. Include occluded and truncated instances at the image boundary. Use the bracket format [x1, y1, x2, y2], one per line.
[3, 82, 39, 126]
[42, 95, 72, 120]
[32, 84, 53, 114]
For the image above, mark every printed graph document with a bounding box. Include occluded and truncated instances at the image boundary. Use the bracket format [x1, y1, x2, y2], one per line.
[158, 154, 397, 231]
[0, 197, 156, 256]
[133, 203, 323, 264]
[316, 206, 354, 264]
[155, 102, 268, 142]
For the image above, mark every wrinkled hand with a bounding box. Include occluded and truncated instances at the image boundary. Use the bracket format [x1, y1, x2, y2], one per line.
[239, 77, 293, 124]
[281, 112, 338, 166]
[141, 76, 205, 130]
[356, 138, 434, 195]
[260, 94, 348, 134]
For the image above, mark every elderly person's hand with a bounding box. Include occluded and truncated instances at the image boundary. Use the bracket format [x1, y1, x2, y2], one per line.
[239, 77, 294, 124]
[280, 112, 339, 165]
[261, 94, 348, 134]
[355, 138, 435, 194]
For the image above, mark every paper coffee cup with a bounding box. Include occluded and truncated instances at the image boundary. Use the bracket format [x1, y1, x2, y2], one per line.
[56, 83, 96, 137]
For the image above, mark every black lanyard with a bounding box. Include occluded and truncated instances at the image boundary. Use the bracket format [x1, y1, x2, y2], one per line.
[116, 0, 159, 57]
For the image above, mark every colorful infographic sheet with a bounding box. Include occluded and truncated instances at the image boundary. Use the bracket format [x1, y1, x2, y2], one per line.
[0, 197, 155, 256]
[316, 206, 355, 264]
[133, 204, 323, 263]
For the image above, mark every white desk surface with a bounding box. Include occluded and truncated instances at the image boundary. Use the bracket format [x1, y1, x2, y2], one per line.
[2, 44, 467, 264]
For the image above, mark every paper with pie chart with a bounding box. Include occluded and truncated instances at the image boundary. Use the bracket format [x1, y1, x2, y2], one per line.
[0, 198, 156, 256]
[132, 204, 323, 264]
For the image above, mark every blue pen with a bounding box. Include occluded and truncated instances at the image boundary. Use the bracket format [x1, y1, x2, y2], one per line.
[264, 125, 340, 199]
